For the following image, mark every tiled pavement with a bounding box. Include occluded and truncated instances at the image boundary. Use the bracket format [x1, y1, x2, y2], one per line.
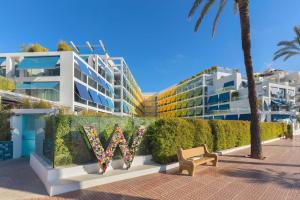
[2, 136, 300, 200]
[33, 136, 300, 200]
[0, 158, 48, 200]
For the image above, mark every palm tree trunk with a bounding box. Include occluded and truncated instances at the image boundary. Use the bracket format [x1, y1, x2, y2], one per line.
[238, 0, 262, 159]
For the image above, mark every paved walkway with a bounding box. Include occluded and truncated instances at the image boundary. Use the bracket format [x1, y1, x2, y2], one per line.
[0, 158, 48, 200]
[33, 136, 300, 200]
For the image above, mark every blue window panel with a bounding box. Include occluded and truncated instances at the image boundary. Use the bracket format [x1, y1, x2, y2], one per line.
[17, 82, 59, 89]
[214, 116, 225, 120]
[271, 114, 290, 122]
[208, 105, 219, 111]
[75, 82, 92, 101]
[106, 83, 114, 93]
[0, 57, 5, 65]
[208, 95, 218, 104]
[219, 104, 230, 110]
[98, 93, 109, 107]
[97, 76, 108, 90]
[239, 114, 251, 121]
[219, 92, 230, 102]
[224, 81, 235, 88]
[88, 89, 102, 105]
[123, 103, 129, 113]
[225, 115, 238, 120]
[107, 98, 114, 109]
[204, 116, 213, 120]
[75, 58, 91, 76]
[18, 56, 60, 69]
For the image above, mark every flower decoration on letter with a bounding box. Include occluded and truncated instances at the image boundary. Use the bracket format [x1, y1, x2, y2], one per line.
[83, 125, 145, 174]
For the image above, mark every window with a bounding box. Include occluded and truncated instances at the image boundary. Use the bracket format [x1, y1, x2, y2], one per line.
[24, 68, 60, 77]
[224, 81, 234, 88]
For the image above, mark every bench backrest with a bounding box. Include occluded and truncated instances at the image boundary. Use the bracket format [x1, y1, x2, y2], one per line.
[178, 146, 206, 160]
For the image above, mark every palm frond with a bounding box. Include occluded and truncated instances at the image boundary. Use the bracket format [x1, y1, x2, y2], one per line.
[212, 0, 227, 37]
[283, 52, 300, 61]
[188, 0, 203, 19]
[277, 41, 296, 47]
[273, 51, 300, 61]
[274, 46, 300, 56]
[194, 0, 216, 32]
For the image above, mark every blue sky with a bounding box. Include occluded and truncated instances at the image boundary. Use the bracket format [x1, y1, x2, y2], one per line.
[1, 0, 300, 92]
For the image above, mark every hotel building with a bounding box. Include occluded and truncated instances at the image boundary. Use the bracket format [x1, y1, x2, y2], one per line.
[155, 66, 298, 122]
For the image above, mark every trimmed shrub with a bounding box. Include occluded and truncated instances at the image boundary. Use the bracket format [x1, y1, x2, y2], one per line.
[147, 118, 195, 164]
[0, 76, 15, 91]
[190, 119, 213, 151]
[260, 122, 287, 140]
[210, 120, 250, 151]
[149, 119, 288, 163]
[33, 100, 52, 109]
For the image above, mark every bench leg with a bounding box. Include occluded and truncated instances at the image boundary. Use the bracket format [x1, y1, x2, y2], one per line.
[189, 166, 195, 176]
[213, 159, 218, 167]
[178, 166, 183, 174]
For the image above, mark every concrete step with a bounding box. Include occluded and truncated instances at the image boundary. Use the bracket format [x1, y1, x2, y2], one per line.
[48, 162, 179, 196]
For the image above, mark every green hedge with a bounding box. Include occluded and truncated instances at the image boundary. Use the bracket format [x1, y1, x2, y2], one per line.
[0, 111, 11, 141]
[149, 118, 287, 164]
[46, 115, 288, 166]
[146, 118, 195, 164]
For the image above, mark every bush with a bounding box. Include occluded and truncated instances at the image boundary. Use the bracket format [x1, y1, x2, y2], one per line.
[210, 120, 250, 151]
[57, 40, 73, 51]
[32, 100, 52, 109]
[20, 43, 48, 52]
[149, 118, 288, 164]
[0, 111, 11, 141]
[21, 99, 32, 109]
[147, 118, 195, 164]
[190, 119, 213, 151]
[0, 76, 15, 91]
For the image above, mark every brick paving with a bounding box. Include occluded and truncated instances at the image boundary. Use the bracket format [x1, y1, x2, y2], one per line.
[0, 158, 48, 200]
[31, 136, 300, 200]
[1, 136, 299, 200]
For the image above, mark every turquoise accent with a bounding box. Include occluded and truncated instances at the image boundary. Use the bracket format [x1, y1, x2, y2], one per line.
[22, 115, 36, 157]
[18, 56, 59, 69]
[17, 82, 59, 90]
[208, 95, 218, 104]
[214, 116, 225, 120]
[219, 104, 230, 110]
[224, 81, 235, 88]
[0, 141, 13, 161]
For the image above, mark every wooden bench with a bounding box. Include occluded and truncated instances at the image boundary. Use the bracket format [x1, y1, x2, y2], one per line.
[177, 144, 218, 176]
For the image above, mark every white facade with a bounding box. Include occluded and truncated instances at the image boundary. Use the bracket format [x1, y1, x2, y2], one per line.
[0, 51, 115, 114]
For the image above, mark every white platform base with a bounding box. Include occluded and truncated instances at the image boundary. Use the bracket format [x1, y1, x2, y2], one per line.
[30, 154, 179, 196]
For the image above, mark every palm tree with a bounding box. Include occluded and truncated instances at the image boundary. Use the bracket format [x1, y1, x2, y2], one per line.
[188, 0, 262, 159]
[274, 26, 300, 61]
